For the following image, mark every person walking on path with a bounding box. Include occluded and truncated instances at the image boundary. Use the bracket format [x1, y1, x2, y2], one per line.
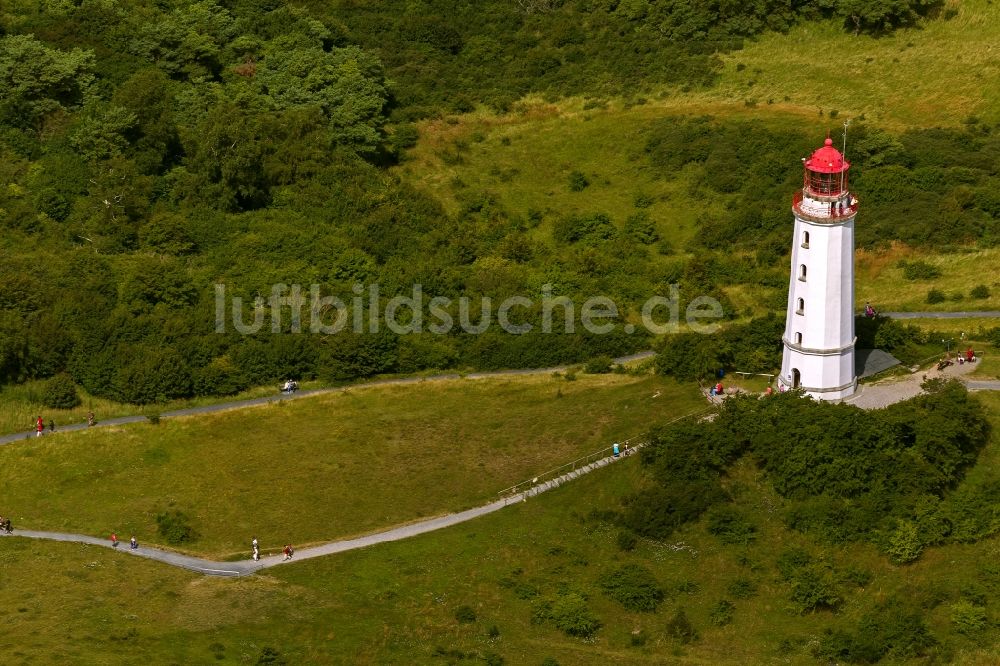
[282, 544, 293, 561]
[87, 411, 95, 427]
[35, 416, 44, 437]
[252, 537, 260, 561]
[48, 419, 55, 433]
[111, 532, 118, 548]
[130, 536, 138, 550]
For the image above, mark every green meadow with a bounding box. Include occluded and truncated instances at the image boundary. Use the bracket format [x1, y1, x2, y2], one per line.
[856, 246, 1000, 313]
[4, 392, 1000, 664]
[5, 2, 1000, 664]
[704, 0, 1000, 129]
[0, 372, 704, 558]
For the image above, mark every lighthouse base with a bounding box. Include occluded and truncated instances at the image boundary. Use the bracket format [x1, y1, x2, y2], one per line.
[777, 376, 858, 401]
[778, 343, 858, 402]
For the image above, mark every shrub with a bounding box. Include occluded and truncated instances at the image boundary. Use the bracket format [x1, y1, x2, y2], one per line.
[552, 212, 615, 244]
[624, 211, 659, 244]
[513, 581, 540, 600]
[584, 356, 613, 374]
[776, 547, 812, 581]
[886, 520, 923, 564]
[706, 505, 757, 545]
[816, 599, 935, 663]
[971, 284, 990, 299]
[987, 327, 1000, 348]
[568, 171, 589, 192]
[454, 605, 477, 624]
[871, 318, 925, 352]
[621, 479, 727, 539]
[898, 260, 942, 281]
[549, 593, 601, 637]
[113, 348, 193, 404]
[256, 647, 286, 665]
[789, 567, 842, 613]
[599, 564, 665, 612]
[839, 565, 874, 588]
[633, 192, 654, 208]
[676, 579, 700, 595]
[727, 578, 758, 599]
[42, 373, 80, 409]
[388, 122, 419, 153]
[155, 509, 198, 545]
[192, 360, 249, 397]
[665, 608, 698, 644]
[709, 599, 735, 626]
[926, 289, 946, 304]
[616, 530, 637, 552]
[949, 600, 987, 634]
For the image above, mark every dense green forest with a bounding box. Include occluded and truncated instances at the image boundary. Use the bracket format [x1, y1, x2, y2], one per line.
[0, 0, 973, 404]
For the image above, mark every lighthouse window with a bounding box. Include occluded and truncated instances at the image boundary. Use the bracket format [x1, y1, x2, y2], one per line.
[794, 332, 802, 345]
[796, 298, 804, 315]
[802, 231, 810, 248]
[799, 264, 807, 281]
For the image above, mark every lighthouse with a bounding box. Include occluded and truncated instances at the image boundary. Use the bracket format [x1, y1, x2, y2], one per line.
[778, 134, 858, 400]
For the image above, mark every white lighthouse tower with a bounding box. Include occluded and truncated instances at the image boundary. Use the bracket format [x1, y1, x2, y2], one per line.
[778, 133, 858, 400]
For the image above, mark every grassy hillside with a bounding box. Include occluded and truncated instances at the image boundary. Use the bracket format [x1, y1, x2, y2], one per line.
[400, 99, 812, 227]
[705, 0, 1000, 129]
[4, 392, 1000, 664]
[857, 245, 1000, 312]
[0, 372, 705, 557]
[400, 102, 1000, 320]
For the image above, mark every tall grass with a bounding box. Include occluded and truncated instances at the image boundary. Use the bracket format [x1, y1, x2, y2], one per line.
[0, 372, 702, 557]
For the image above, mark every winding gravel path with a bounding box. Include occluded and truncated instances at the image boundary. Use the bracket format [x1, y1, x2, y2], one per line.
[0, 352, 659, 575]
[0, 453, 628, 577]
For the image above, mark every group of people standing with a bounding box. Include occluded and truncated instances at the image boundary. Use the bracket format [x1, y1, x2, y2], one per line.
[110, 532, 139, 550]
[252, 537, 294, 562]
[32, 411, 96, 437]
[34, 416, 54, 436]
[103, 532, 288, 562]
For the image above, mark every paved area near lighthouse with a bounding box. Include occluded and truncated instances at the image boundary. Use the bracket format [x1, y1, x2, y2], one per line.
[845, 358, 978, 409]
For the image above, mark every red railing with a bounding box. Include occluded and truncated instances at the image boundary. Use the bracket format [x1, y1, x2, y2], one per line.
[792, 190, 858, 221]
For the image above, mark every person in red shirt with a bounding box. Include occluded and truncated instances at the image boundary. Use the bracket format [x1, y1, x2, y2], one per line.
[111, 532, 118, 548]
[35, 416, 44, 437]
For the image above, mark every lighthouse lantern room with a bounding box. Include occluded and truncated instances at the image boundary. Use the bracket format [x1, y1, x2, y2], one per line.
[778, 134, 858, 400]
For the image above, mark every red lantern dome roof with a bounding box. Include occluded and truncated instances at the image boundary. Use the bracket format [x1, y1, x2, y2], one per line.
[805, 137, 849, 174]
